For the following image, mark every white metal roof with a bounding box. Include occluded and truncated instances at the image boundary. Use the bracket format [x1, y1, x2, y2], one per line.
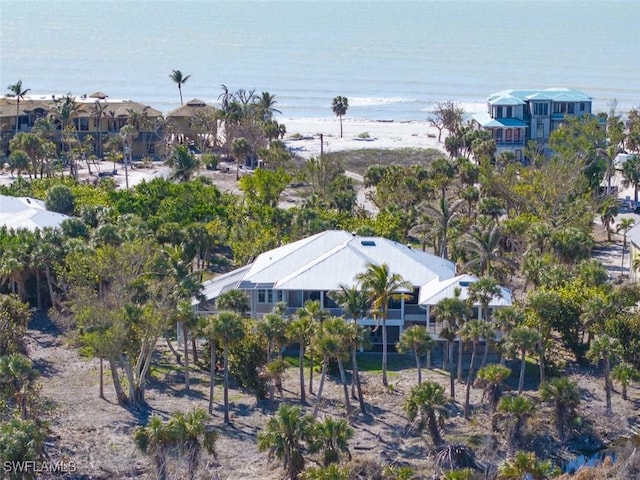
[419, 274, 512, 307]
[199, 230, 456, 300]
[0, 195, 70, 231]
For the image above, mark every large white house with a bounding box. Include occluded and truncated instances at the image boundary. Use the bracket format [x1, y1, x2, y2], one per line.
[0, 195, 70, 232]
[472, 88, 593, 161]
[196, 230, 512, 345]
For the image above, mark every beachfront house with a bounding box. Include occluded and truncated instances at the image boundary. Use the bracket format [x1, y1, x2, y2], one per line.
[165, 98, 219, 151]
[195, 230, 512, 347]
[0, 93, 164, 161]
[472, 88, 593, 161]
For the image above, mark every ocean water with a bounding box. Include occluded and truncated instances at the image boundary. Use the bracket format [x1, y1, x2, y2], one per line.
[1, 0, 638, 120]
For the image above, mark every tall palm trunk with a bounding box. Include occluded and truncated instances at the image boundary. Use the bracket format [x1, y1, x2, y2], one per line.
[382, 317, 389, 386]
[308, 345, 314, 395]
[313, 358, 328, 417]
[298, 344, 306, 404]
[604, 353, 612, 413]
[208, 342, 216, 414]
[337, 357, 351, 412]
[352, 348, 365, 413]
[44, 264, 56, 309]
[183, 323, 190, 392]
[464, 342, 477, 419]
[448, 341, 455, 399]
[518, 348, 527, 394]
[457, 338, 464, 382]
[223, 346, 231, 423]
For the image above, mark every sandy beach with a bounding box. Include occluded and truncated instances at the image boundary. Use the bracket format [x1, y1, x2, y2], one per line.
[280, 117, 446, 159]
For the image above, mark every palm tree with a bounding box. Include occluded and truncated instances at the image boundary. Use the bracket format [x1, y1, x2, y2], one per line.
[496, 395, 535, 453]
[586, 334, 622, 413]
[343, 320, 370, 413]
[119, 123, 138, 188]
[476, 363, 511, 412]
[296, 300, 329, 395]
[175, 300, 199, 392]
[169, 409, 218, 480]
[331, 96, 348, 138]
[410, 197, 465, 258]
[539, 376, 580, 439]
[168, 144, 200, 182]
[200, 315, 218, 414]
[460, 221, 516, 278]
[404, 381, 448, 446]
[312, 323, 342, 417]
[459, 320, 484, 419]
[0, 353, 38, 420]
[213, 312, 245, 423]
[313, 416, 353, 466]
[287, 315, 316, 405]
[259, 312, 288, 362]
[328, 283, 369, 408]
[503, 325, 540, 394]
[617, 217, 635, 274]
[356, 262, 412, 387]
[611, 363, 638, 401]
[493, 306, 525, 364]
[169, 69, 191, 106]
[322, 317, 353, 413]
[7, 80, 30, 134]
[134, 416, 172, 480]
[497, 451, 557, 480]
[257, 404, 316, 480]
[231, 136, 250, 180]
[216, 289, 249, 315]
[621, 154, 640, 204]
[433, 291, 469, 398]
[396, 325, 434, 385]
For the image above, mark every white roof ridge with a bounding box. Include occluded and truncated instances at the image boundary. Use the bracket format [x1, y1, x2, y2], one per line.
[274, 236, 359, 289]
[247, 230, 340, 278]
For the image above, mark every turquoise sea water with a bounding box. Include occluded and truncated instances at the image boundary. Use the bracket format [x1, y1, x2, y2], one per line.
[1, 0, 638, 120]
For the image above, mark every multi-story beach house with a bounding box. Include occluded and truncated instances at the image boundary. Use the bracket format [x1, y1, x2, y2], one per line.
[195, 230, 512, 347]
[472, 88, 593, 161]
[0, 92, 164, 160]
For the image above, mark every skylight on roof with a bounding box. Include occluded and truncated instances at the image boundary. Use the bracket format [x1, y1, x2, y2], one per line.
[360, 240, 376, 247]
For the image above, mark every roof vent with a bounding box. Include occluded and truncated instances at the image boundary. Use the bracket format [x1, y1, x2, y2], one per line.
[361, 240, 376, 247]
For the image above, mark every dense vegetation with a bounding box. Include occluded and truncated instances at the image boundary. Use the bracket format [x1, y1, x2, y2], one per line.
[1, 93, 640, 479]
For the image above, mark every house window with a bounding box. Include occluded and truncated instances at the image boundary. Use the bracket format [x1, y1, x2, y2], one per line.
[533, 103, 548, 115]
[516, 150, 523, 162]
[567, 103, 575, 114]
[506, 106, 512, 118]
[257, 289, 273, 304]
[275, 290, 285, 303]
[537, 119, 545, 138]
[514, 129, 521, 142]
[495, 129, 503, 141]
[580, 102, 586, 112]
[505, 129, 512, 142]
[496, 106, 503, 118]
[75, 117, 89, 131]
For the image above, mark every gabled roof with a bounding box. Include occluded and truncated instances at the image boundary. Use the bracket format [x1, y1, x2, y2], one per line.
[418, 274, 512, 307]
[199, 230, 457, 301]
[0, 195, 70, 231]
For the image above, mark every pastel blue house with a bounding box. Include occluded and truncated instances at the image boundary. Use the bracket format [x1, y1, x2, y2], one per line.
[473, 88, 593, 161]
